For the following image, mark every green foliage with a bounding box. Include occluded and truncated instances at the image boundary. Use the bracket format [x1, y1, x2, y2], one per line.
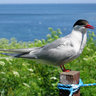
[0, 28, 96, 96]
[47, 27, 62, 42]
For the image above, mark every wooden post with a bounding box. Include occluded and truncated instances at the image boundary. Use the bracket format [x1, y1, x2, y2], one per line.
[59, 71, 80, 96]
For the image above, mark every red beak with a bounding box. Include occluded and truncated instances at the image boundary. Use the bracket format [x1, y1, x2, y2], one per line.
[85, 24, 94, 29]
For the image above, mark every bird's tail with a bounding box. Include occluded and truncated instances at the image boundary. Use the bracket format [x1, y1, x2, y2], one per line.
[0, 47, 40, 58]
[0, 52, 28, 57]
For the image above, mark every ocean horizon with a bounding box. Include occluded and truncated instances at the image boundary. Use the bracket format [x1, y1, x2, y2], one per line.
[0, 4, 96, 41]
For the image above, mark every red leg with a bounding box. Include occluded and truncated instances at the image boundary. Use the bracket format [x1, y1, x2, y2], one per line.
[60, 65, 64, 71]
[60, 65, 70, 72]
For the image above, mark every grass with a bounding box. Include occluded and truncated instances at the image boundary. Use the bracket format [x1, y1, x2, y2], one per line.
[0, 28, 96, 96]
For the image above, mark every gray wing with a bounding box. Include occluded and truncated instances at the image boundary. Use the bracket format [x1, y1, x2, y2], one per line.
[41, 35, 71, 50]
[36, 44, 76, 62]
[34, 36, 76, 64]
[15, 37, 72, 58]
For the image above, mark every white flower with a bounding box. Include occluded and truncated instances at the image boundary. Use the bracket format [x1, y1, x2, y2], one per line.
[0, 61, 5, 66]
[38, 78, 41, 80]
[83, 58, 88, 61]
[28, 68, 33, 72]
[1, 89, 4, 96]
[6, 57, 13, 65]
[0, 72, 5, 74]
[50, 77, 57, 80]
[13, 71, 20, 77]
[5, 57, 13, 62]
[23, 83, 30, 88]
[22, 63, 29, 66]
[8, 62, 12, 65]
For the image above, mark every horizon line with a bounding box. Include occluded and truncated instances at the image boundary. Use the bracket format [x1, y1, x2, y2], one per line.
[0, 3, 96, 4]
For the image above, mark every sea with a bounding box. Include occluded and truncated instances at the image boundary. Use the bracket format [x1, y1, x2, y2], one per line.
[0, 4, 96, 41]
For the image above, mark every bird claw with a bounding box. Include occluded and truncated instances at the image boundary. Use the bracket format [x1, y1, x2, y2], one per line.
[64, 69, 71, 72]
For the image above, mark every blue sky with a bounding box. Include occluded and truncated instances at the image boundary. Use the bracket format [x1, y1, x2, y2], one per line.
[0, 0, 96, 4]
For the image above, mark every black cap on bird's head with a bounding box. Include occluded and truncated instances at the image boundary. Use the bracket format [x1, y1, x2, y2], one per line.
[73, 19, 94, 29]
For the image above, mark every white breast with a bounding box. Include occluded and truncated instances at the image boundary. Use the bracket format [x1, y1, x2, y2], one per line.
[71, 29, 87, 55]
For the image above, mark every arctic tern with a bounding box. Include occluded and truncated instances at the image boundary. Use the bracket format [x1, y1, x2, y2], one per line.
[0, 19, 94, 72]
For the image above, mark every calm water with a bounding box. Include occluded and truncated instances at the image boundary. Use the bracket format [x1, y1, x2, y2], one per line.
[0, 4, 96, 41]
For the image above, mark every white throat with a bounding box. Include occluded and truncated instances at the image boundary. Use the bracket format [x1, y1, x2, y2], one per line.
[70, 26, 87, 54]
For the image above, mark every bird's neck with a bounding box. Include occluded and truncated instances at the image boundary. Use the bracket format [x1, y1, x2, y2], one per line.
[71, 28, 87, 53]
[71, 28, 87, 41]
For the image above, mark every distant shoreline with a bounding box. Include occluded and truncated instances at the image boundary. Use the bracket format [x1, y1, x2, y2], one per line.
[0, 3, 96, 5]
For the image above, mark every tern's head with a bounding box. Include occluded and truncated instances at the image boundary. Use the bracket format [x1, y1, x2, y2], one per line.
[73, 19, 94, 32]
